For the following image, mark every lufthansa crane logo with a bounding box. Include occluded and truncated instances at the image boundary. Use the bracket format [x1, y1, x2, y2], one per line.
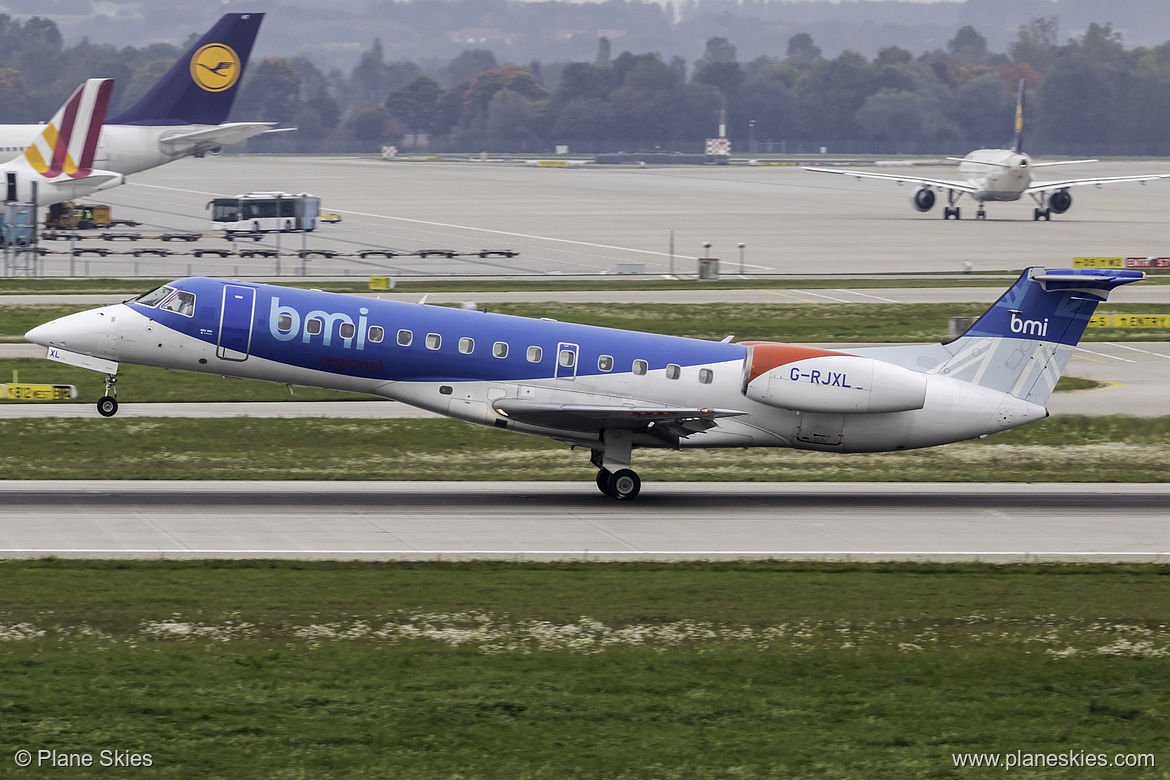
[190, 43, 241, 92]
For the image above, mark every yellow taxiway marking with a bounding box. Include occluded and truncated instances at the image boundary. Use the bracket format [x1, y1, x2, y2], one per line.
[760, 289, 821, 303]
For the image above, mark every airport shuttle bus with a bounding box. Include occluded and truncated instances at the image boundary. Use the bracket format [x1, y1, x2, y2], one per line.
[209, 192, 320, 234]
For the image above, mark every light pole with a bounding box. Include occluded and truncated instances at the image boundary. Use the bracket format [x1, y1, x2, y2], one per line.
[748, 120, 756, 154]
[738, 242, 745, 274]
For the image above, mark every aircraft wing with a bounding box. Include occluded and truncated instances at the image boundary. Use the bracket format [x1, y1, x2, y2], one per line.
[493, 399, 746, 439]
[806, 167, 979, 194]
[158, 122, 281, 153]
[1026, 173, 1170, 194]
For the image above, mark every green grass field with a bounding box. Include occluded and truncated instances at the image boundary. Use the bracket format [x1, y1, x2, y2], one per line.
[1, 560, 1166, 778]
[0, 415, 1166, 481]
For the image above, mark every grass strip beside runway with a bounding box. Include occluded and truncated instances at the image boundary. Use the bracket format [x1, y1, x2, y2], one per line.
[0, 560, 1166, 777]
[1, 415, 1168, 481]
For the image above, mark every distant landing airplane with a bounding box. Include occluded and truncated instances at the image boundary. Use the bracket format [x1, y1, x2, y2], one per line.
[808, 80, 1170, 220]
[26, 267, 1143, 500]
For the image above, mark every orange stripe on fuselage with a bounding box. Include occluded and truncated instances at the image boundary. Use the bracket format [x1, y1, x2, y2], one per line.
[741, 342, 848, 384]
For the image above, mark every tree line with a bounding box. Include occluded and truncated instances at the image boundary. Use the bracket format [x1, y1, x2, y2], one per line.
[3, 14, 1170, 156]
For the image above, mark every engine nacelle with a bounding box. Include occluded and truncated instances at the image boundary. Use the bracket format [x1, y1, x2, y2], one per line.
[743, 349, 928, 414]
[911, 186, 936, 212]
[1048, 188, 1072, 214]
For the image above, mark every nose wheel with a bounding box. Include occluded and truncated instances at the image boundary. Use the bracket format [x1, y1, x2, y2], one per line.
[97, 373, 119, 417]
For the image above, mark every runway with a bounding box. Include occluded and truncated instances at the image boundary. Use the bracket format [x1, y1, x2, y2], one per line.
[0, 481, 1166, 562]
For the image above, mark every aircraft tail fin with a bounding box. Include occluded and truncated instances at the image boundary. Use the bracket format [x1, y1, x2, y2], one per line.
[933, 267, 1143, 405]
[1011, 78, 1025, 153]
[22, 78, 114, 180]
[107, 13, 263, 126]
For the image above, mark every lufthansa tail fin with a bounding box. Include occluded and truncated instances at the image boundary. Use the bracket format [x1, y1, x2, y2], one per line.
[1011, 79, 1025, 153]
[107, 13, 263, 126]
[22, 78, 114, 179]
[934, 267, 1143, 405]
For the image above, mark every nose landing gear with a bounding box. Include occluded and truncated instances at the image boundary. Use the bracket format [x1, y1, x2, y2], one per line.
[97, 373, 119, 417]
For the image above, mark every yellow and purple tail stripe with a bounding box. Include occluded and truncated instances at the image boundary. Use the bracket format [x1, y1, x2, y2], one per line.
[23, 78, 113, 179]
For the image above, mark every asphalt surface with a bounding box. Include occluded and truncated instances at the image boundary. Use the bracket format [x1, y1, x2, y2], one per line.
[0, 481, 1166, 562]
[21, 155, 1170, 278]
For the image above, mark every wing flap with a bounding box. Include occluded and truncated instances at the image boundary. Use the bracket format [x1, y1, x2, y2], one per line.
[806, 167, 979, 194]
[1026, 174, 1170, 193]
[493, 399, 745, 437]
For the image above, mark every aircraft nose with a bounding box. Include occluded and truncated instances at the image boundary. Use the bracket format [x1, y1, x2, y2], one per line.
[24, 306, 121, 358]
[24, 321, 54, 346]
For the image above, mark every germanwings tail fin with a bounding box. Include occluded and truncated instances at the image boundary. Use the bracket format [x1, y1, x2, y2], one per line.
[107, 12, 263, 126]
[1011, 79, 1025, 153]
[934, 267, 1143, 405]
[22, 78, 114, 179]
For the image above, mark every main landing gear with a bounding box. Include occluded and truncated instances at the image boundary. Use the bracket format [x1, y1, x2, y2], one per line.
[595, 467, 641, 501]
[942, 190, 963, 220]
[591, 432, 641, 500]
[97, 372, 119, 417]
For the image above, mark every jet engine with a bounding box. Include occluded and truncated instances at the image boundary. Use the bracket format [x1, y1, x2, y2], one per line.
[911, 186, 936, 212]
[1048, 188, 1072, 214]
[742, 345, 927, 414]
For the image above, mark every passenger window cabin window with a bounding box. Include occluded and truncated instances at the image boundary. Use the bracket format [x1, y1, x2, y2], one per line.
[526, 346, 542, 363]
[558, 349, 576, 368]
[699, 368, 713, 384]
[426, 333, 441, 350]
[397, 329, 412, 346]
[598, 355, 614, 372]
[633, 360, 648, 376]
[277, 314, 294, 333]
[306, 318, 323, 336]
[493, 342, 508, 358]
[339, 322, 356, 339]
[368, 326, 385, 344]
[459, 337, 474, 354]
[666, 364, 681, 380]
[161, 291, 196, 317]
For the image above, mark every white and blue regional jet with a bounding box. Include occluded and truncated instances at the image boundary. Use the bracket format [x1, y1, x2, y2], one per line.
[26, 267, 1142, 499]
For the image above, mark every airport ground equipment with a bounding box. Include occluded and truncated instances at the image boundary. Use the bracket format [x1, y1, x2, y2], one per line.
[209, 192, 321, 235]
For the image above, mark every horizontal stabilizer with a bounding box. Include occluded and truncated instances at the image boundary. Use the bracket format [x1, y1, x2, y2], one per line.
[159, 122, 277, 152]
[493, 399, 744, 436]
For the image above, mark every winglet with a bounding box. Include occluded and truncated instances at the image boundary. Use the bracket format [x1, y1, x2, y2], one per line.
[107, 13, 264, 126]
[1012, 79, 1025, 153]
[23, 78, 114, 179]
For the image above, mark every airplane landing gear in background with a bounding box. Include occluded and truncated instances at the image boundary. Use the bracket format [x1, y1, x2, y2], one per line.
[976, 206, 987, 219]
[97, 373, 119, 417]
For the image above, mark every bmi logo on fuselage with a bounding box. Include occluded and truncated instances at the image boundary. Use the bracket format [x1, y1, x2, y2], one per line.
[268, 297, 369, 350]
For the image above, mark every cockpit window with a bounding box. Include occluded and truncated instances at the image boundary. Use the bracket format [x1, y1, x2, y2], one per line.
[134, 286, 175, 307]
[160, 290, 196, 317]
